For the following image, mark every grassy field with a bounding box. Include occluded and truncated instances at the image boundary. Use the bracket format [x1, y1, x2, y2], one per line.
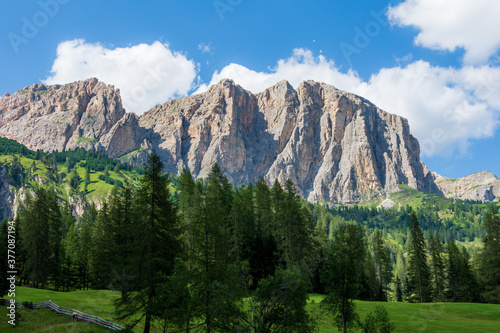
[308, 294, 500, 332]
[5, 287, 499, 332]
[0, 307, 110, 332]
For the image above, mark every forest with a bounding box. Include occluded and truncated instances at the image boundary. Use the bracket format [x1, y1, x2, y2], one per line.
[0, 140, 499, 332]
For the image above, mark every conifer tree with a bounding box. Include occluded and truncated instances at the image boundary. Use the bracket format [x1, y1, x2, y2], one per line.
[428, 233, 445, 301]
[20, 189, 51, 288]
[91, 200, 113, 289]
[189, 163, 239, 332]
[373, 229, 392, 301]
[406, 212, 432, 303]
[321, 222, 366, 333]
[477, 205, 500, 303]
[115, 152, 181, 333]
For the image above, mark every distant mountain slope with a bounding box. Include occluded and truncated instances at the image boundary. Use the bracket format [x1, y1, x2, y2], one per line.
[0, 77, 465, 203]
[434, 171, 500, 202]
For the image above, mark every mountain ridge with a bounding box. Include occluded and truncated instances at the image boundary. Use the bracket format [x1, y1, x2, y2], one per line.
[0, 78, 496, 203]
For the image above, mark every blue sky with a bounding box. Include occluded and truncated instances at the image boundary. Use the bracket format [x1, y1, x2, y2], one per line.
[1, 0, 500, 179]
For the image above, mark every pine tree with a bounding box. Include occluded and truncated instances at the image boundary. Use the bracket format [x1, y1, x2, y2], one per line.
[190, 163, 238, 332]
[178, 168, 196, 270]
[20, 189, 51, 288]
[406, 212, 432, 303]
[321, 222, 366, 333]
[47, 191, 64, 290]
[91, 200, 113, 289]
[115, 152, 181, 333]
[253, 178, 278, 284]
[477, 205, 500, 303]
[373, 229, 392, 301]
[364, 249, 379, 301]
[428, 233, 445, 301]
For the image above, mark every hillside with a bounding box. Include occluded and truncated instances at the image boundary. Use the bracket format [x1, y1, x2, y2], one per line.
[0, 137, 143, 219]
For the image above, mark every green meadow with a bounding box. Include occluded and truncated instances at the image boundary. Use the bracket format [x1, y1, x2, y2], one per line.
[1, 287, 498, 332]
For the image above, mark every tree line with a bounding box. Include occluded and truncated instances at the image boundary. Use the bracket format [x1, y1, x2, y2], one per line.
[1, 151, 499, 332]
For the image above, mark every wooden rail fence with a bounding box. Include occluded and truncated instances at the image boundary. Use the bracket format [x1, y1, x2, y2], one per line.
[1, 299, 132, 332]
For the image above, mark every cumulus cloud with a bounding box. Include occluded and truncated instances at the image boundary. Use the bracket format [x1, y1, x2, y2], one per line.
[44, 39, 197, 114]
[195, 49, 363, 94]
[199, 49, 500, 157]
[388, 0, 500, 64]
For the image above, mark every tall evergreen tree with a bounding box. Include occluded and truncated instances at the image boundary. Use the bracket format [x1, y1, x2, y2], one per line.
[477, 205, 500, 303]
[47, 191, 64, 290]
[115, 152, 181, 333]
[373, 229, 392, 301]
[321, 223, 366, 333]
[406, 212, 432, 303]
[20, 189, 51, 288]
[91, 200, 113, 289]
[189, 163, 239, 333]
[428, 233, 445, 301]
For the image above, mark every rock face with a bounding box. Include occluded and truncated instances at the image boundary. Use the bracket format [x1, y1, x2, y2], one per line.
[434, 171, 500, 202]
[0, 78, 444, 203]
[0, 78, 143, 156]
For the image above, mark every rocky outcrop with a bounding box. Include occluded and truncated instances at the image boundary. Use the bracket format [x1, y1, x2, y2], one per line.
[0, 78, 142, 156]
[0, 78, 445, 203]
[434, 171, 500, 202]
[0, 166, 15, 220]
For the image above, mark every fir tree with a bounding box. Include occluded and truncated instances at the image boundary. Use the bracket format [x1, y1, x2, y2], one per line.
[477, 205, 500, 303]
[321, 222, 366, 333]
[406, 212, 432, 303]
[115, 152, 181, 333]
[373, 229, 392, 301]
[428, 233, 445, 301]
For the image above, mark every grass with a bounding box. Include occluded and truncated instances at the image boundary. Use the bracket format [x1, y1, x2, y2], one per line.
[8, 287, 500, 332]
[0, 307, 110, 332]
[76, 137, 98, 145]
[1, 153, 141, 203]
[308, 294, 500, 332]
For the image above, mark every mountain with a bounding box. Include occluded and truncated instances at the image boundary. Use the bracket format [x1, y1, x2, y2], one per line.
[434, 171, 500, 202]
[0, 77, 473, 204]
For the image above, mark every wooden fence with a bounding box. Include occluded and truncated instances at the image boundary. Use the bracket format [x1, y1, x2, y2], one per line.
[1, 299, 132, 332]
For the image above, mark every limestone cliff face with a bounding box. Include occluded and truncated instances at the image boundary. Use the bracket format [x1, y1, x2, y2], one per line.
[138, 79, 440, 202]
[0, 78, 141, 156]
[0, 78, 443, 203]
[434, 171, 500, 202]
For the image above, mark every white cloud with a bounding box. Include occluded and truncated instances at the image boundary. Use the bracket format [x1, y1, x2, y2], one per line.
[200, 49, 500, 157]
[195, 49, 363, 94]
[198, 42, 213, 55]
[388, 0, 500, 64]
[44, 39, 197, 114]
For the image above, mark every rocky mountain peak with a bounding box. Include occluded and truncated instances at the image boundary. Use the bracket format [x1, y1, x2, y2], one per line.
[434, 170, 500, 201]
[0, 78, 452, 203]
[0, 78, 128, 153]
